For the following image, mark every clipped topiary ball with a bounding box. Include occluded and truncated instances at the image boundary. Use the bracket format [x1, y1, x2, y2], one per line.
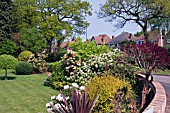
[18, 50, 33, 61]
[16, 61, 32, 75]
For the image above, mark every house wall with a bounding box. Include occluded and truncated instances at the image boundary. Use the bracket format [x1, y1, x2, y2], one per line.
[163, 35, 170, 46]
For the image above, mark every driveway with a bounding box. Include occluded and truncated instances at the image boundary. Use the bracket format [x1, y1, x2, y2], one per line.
[153, 74, 170, 113]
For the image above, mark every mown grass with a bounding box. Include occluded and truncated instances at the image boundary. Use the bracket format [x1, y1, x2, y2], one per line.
[0, 69, 58, 113]
[154, 70, 170, 75]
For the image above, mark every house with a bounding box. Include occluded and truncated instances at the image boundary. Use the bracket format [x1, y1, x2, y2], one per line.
[47, 37, 75, 53]
[60, 41, 75, 49]
[60, 37, 75, 49]
[134, 29, 167, 47]
[90, 34, 111, 45]
[108, 32, 136, 48]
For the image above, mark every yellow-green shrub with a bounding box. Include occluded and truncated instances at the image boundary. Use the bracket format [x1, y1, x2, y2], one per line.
[87, 74, 132, 113]
[18, 50, 33, 61]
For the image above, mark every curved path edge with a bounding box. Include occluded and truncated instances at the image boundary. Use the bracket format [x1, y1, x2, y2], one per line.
[144, 80, 167, 113]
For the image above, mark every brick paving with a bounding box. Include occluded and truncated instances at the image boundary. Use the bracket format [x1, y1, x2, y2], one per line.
[153, 75, 170, 113]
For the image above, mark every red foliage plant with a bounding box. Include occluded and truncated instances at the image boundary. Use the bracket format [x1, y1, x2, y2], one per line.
[122, 42, 170, 80]
[54, 89, 99, 113]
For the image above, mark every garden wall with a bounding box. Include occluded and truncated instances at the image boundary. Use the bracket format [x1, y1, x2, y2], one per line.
[138, 73, 167, 113]
[144, 80, 167, 113]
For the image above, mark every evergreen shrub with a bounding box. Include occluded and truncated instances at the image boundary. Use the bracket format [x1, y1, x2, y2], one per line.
[16, 61, 32, 75]
[46, 48, 67, 62]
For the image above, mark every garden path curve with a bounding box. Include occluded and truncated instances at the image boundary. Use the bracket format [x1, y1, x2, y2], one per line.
[153, 74, 170, 113]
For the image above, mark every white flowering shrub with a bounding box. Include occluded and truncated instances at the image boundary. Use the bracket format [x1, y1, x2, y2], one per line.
[49, 49, 139, 90]
[86, 50, 122, 75]
[84, 50, 140, 93]
[62, 50, 95, 85]
[49, 50, 95, 90]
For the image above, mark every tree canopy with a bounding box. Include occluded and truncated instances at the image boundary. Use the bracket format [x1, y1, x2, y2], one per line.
[153, 0, 170, 15]
[20, 27, 47, 53]
[0, 54, 18, 80]
[98, 0, 169, 42]
[0, 1, 18, 41]
[14, 0, 92, 52]
[0, 39, 18, 56]
[149, 18, 170, 32]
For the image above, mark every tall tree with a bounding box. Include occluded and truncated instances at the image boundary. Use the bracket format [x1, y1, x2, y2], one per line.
[0, 1, 18, 41]
[98, 0, 169, 42]
[0, 1, 19, 56]
[15, 0, 92, 53]
[0, 39, 18, 56]
[153, 0, 170, 15]
[20, 27, 47, 53]
[149, 18, 170, 32]
[0, 0, 11, 5]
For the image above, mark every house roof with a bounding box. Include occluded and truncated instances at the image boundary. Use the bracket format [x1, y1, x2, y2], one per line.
[135, 29, 161, 42]
[60, 41, 75, 48]
[109, 32, 136, 44]
[93, 36, 103, 44]
[91, 34, 111, 44]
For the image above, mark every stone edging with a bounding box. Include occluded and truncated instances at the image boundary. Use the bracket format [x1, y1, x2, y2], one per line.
[144, 80, 167, 113]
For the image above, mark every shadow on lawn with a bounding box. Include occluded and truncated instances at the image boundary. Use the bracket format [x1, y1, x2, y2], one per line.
[0, 76, 16, 80]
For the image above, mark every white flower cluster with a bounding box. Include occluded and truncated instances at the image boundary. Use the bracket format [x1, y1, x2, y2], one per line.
[46, 84, 85, 113]
[62, 51, 122, 87]
[62, 50, 95, 86]
[85, 51, 122, 75]
[46, 94, 69, 112]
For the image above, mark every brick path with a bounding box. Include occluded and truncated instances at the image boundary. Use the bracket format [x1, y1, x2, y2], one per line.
[153, 75, 170, 113]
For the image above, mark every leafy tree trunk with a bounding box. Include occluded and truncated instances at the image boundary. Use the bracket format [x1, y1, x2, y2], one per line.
[47, 38, 53, 53]
[56, 40, 64, 52]
[143, 23, 150, 42]
[143, 30, 149, 42]
[5, 68, 8, 80]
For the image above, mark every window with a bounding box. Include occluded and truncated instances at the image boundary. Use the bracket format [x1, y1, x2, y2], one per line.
[167, 39, 170, 44]
[136, 40, 144, 44]
[115, 43, 119, 47]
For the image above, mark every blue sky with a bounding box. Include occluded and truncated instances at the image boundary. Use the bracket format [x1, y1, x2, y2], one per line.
[81, 0, 141, 40]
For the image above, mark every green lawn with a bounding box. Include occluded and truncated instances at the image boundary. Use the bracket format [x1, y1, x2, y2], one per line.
[154, 70, 170, 75]
[0, 69, 58, 113]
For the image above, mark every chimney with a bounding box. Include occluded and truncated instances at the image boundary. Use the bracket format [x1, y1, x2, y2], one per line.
[129, 34, 132, 40]
[112, 35, 115, 39]
[101, 36, 106, 44]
